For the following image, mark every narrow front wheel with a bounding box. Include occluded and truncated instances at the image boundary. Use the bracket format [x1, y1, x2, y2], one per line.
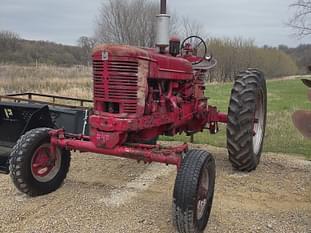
[172, 149, 216, 233]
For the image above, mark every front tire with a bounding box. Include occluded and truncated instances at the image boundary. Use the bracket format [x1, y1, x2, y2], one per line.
[227, 69, 267, 171]
[9, 128, 70, 196]
[172, 149, 216, 233]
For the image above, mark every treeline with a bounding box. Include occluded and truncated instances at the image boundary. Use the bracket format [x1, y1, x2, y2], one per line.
[208, 38, 299, 82]
[279, 44, 311, 73]
[0, 31, 88, 66]
[0, 30, 305, 81]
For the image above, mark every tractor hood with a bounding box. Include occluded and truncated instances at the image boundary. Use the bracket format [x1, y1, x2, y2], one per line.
[92, 44, 193, 80]
[93, 44, 151, 59]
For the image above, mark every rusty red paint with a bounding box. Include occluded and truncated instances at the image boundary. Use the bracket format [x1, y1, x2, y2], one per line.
[50, 129, 185, 167]
[49, 44, 227, 167]
[32, 144, 57, 177]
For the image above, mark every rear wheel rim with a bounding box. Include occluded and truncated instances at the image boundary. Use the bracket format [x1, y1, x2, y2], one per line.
[196, 163, 209, 220]
[253, 90, 264, 155]
[31, 143, 61, 182]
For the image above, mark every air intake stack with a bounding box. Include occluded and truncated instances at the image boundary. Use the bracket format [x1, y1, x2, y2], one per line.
[156, 0, 170, 53]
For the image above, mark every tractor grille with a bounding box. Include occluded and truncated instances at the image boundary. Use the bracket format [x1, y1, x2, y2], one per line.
[93, 59, 139, 114]
[93, 60, 105, 99]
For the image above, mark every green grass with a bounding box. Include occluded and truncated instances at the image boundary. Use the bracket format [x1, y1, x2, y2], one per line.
[161, 77, 311, 159]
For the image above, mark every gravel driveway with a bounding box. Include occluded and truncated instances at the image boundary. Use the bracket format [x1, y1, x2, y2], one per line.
[0, 144, 310, 233]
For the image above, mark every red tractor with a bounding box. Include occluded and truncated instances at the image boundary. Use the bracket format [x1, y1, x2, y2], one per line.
[6, 1, 267, 232]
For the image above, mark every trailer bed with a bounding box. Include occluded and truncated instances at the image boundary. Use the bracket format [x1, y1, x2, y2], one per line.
[0, 92, 93, 173]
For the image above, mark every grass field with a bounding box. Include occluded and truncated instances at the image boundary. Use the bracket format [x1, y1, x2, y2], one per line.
[0, 65, 92, 99]
[162, 77, 311, 159]
[0, 65, 310, 159]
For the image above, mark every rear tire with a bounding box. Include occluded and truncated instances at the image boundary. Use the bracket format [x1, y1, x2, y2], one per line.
[172, 149, 216, 233]
[9, 128, 70, 196]
[227, 69, 267, 171]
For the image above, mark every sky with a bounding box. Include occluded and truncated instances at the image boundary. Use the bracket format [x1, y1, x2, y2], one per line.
[0, 0, 310, 47]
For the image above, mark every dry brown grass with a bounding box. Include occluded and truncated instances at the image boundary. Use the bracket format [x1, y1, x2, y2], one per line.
[0, 65, 92, 99]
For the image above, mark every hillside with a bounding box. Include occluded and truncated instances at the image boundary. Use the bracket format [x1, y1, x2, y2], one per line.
[0, 30, 310, 79]
[0, 31, 87, 66]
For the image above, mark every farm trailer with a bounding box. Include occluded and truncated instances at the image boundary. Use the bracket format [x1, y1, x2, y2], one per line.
[0, 93, 91, 173]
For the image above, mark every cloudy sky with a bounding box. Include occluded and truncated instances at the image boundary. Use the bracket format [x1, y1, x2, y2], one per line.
[0, 0, 309, 47]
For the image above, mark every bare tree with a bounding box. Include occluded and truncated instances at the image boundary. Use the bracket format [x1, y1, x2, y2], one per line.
[178, 16, 206, 39]
[77, 36, 96, 65]
[289, 0, 311, 37]
[77, 36, 96, 55]
[94, 0, 207, 47]
[78, 36, 96, 50]
[95, 0, 158, 47]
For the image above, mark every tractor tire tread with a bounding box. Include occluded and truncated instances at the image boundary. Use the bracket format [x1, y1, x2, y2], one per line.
[227, 70, 267, 172]
[173, 149, 215, 233]
[9, 128, 70, 196]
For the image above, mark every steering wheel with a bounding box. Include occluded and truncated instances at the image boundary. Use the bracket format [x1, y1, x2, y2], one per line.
[181, 36, 207, 65]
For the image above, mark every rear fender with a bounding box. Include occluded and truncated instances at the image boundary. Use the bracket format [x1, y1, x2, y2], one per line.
[0, 103, 53, 174]
[23, 105, 54, 133]
[0, 103, 53, 145]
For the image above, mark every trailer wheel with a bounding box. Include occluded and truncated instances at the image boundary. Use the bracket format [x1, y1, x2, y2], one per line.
[227, 69, 267, 172]
[9, 128, 70, 196]
[172, 149, 215, 233]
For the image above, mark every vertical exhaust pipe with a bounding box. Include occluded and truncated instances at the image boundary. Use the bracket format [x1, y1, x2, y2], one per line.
[160, 0, 167, 14]
[156, 0, 170, 53]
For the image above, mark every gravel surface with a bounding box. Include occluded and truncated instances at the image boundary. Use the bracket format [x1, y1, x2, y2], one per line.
[0, 144, 310, 233]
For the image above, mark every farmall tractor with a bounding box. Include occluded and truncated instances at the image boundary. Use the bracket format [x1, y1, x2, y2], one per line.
[1, 1, 267, 232]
